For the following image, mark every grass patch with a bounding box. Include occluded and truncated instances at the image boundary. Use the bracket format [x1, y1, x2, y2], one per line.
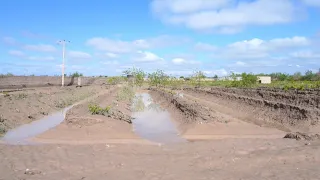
[88, 104, 111, 115]
[116, 86, 135, 102]
[132, 95, 145, 112]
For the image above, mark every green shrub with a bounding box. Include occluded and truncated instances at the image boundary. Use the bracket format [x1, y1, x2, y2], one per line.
[88, 104, 111, 115]
[116, 86, 135, 102]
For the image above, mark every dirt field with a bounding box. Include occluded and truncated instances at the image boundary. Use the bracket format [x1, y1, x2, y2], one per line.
[1, 85, 320, 179]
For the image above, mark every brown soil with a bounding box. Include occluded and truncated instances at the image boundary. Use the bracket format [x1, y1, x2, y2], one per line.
[149, 88, 285, 140]
[0, 85, 109, 136]
[1, 139, 319, 180]
[33, 86, 149, 144]
[1, 86, 320, 179]
[180, 87, 320, 132]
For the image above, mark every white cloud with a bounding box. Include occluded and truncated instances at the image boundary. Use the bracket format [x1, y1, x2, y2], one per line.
[24, 44, 56, 52]
[86, 35, 188, 53]
[8, 50, 25, 57]
[172, 58, 200, 65]
[202, 69, 229, 76]
[68, 51, 91, 59]
[105, 52, 118, 58]
[151, 0, 298, 33]
[151, 0, 231, 14]
[132, 51, 164, 63]
[290, 50, 320, 59]
[203, 36, 310, 59]
[235, 61, 246, 66]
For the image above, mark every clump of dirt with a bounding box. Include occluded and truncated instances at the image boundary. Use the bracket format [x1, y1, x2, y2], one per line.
[284, 132, 320, 141]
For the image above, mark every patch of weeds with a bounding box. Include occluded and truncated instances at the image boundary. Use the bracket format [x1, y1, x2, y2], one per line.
[88, 104, 112, 115]
[132, 95, 145, 112]
[16, 93, 28, 100]
[3, 92, 10, 97]
[0, 116, 9, 135]
[116, 86, 135, 102]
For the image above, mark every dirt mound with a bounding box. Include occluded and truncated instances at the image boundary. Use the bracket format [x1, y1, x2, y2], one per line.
[182, 87, 320, 132]
[284, 132, 320, 141]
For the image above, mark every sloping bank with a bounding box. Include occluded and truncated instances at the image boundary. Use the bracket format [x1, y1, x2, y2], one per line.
[181, 87, 320, 133]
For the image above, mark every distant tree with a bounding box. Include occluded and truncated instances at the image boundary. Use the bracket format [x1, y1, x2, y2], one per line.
[293, 72, 302, 81]
[213, 75, 218, 79]
[179, 76, 184, 79]
[70, 72, 83, 77]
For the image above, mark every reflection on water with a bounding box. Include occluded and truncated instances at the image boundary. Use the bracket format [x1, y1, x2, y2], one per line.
[1, 106, 72, 145]
[132, 93, 185, 144]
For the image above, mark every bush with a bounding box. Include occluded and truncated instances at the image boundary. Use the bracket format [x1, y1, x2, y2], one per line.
[230, 73, 257, 87]
[116, 86, 135, 102]
[88, 104, 111, 115]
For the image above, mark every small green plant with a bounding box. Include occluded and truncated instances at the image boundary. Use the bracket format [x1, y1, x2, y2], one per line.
[88, 104, 111, 115]
[16, 93, 27, 99]
[116, 86, 135, 102]
[132, 95, 145, 112]
[3, 92, 10, 98]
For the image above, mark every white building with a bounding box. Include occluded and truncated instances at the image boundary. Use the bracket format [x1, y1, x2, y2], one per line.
[257, 76, 271, 84]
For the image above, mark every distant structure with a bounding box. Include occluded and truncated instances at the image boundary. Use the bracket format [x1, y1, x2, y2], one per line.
[257, 76, 271, 84]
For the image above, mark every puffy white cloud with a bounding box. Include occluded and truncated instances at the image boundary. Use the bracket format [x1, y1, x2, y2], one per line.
[132, 51, 164, 63]
[197, 36, 310, 59]
[151, 0, 298, 33]
[24, 44, 56, 52]
[86, 35, 188, 53]
[68, 51, 92, 59]
[172, 58, 200, 65]
[8, 50, 25, 57]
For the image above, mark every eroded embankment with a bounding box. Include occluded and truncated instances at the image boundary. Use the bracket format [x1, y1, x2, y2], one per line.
[149, 88, 231, 134]
[181, 87, 320, 132]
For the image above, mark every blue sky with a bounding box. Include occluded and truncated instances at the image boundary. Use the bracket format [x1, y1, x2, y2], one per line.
[1, 0, 320, 77]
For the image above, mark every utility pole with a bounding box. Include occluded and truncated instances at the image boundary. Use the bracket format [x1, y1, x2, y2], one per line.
[57, 40, 70, 87]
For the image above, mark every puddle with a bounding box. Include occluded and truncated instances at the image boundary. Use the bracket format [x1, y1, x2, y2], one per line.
[1, 106, 73, 145]
[132, 93, 185, 144]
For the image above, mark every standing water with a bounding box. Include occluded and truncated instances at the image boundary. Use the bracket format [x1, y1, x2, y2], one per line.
[1, 106, 73, 145]
[132, 93, 185, 144]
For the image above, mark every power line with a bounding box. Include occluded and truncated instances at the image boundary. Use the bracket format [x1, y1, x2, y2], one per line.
[57, 40, 70, 87]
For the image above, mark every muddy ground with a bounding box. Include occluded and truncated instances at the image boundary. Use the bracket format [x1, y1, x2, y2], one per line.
[0, 85, 320, 179]
[0, 85, 110, 136]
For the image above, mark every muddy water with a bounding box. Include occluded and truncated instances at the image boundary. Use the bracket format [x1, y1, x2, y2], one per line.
[132, 93, 185, 144]
[1, 106, 72, 145]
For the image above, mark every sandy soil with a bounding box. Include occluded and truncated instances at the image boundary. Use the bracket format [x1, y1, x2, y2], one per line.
[0, 85, 109, 136]
[33, 86, 150, 144]
[1, 86, 320, 179]
[0, 139, 319, 180]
